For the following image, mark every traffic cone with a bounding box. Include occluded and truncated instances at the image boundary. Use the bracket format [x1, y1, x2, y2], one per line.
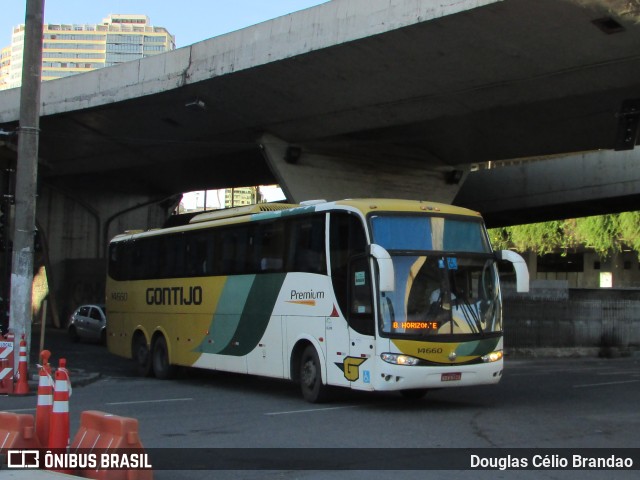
[13, 334, 30, 395]
[48, 358, 70, 451]
[35, 350, 53, 447]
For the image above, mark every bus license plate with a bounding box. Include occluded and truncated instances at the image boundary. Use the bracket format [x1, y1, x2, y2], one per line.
[441, 372, 461, 382]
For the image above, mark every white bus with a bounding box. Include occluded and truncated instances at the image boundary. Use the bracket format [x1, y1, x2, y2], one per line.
[106, 198, 528, 402]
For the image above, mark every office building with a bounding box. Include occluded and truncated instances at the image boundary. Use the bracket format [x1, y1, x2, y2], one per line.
[0, 46, 10, 89]
[0, 14, 175, 90]
[224, 187, 259, 208]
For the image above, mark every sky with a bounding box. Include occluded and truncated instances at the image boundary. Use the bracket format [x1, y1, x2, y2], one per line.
[1, 1, 328, 48]
[1, 1, 327, 208]
[186, 186, 286, 210]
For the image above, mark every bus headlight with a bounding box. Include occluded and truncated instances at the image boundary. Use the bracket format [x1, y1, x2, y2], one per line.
[381, 353, 420, 366]
[481, 350, 503, 363]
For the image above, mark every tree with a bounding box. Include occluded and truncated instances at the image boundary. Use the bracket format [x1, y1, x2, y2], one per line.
[488, 212, 640, 260]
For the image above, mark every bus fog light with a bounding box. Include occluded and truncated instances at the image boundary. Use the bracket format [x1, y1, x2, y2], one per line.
[381, 353, 419, 366]
[481, 350, 503, 363]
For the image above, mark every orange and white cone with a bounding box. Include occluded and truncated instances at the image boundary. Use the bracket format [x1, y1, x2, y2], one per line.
[13, 334, 30, 395]
[35, 350, 53, 446]
[48, 358, 70, 451]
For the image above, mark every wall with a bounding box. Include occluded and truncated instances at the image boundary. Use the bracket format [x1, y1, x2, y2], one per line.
[34, 185, 176, 325]
[502, 281, 640, 356]
[523, 251, 640, 289]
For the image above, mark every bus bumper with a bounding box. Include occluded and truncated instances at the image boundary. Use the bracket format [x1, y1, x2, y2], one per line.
[372, 359, 503, 391]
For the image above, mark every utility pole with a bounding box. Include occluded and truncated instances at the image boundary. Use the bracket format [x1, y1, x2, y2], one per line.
[10, 0, 45, 369]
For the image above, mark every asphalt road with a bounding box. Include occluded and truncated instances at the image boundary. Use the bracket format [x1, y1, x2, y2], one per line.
[3, 327, 639, 480]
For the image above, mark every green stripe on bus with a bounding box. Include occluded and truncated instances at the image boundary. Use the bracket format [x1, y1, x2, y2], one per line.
[453, 337, 500, 356]
[219, 273, 287, 356]
[195, 275, 256, 354]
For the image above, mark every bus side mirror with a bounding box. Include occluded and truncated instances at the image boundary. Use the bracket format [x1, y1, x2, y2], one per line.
[496, 250, 530, 293]
[369, 244, 395, 292]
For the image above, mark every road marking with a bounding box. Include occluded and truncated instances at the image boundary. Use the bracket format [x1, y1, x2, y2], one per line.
[4, 408, 35, 413]
[265, 405, 360, 416]
[573, 380, 640, 388]
[105, 397, 193, 406]
[597, 370, 640, 376]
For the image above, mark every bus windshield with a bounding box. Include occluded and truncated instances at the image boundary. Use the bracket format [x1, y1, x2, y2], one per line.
[379, 255, 502, 337]
[371, 215, 500, 337]
[370, 215, 490, 253]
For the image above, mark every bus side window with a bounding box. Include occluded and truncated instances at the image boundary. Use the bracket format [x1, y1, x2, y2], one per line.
[121, 242, 133, 280]
[186, 232, 210, 276]
[256, 221, 285, 272]
[108, 243, 122, 280]
[220, 230, 238, 275]
[165, 234, 186, 278]
[218, 226, 251, 275]
[131, 240, 148, 280]
[288, 215, 326, 274]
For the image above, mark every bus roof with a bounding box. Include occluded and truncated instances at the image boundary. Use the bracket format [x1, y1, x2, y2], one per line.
[333, 198, 481, 217]
[189, 202, 298, 223]
[110, 198, 482, 243]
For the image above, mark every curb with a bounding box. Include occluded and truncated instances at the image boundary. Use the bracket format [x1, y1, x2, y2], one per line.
[25, 368, 102, 391]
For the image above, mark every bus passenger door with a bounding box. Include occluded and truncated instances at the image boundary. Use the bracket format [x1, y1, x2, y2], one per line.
[345, 255, 375, 390]
[327, 212, 373, 390]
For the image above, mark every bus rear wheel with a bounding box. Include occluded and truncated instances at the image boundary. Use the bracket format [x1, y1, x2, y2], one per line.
[152, 335, 176, 380]
[300, 345, 329, 403]
[133, 334, 152, 377]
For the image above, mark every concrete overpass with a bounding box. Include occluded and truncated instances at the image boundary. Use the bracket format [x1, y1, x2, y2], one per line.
[456, 149, 640, 227]
[1, 0, 640, 321]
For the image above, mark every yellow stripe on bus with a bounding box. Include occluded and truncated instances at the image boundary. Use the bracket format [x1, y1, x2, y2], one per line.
[286, 300, 316, 306]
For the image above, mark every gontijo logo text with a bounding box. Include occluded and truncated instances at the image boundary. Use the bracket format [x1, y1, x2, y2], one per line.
[146, 286, 202, 305]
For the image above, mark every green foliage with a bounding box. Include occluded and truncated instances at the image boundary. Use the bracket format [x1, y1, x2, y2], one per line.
[618, 211, 640, 254]
[488, 227, 510, 251]
[506, 221, 565, 255]
[572, 215, 620, 257]
[487, 212, 640, 259]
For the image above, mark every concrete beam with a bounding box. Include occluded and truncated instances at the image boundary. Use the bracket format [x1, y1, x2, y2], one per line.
[0, 0, 499, 123]
[455, 149, 640, 226]
[260, 134, 467, 203]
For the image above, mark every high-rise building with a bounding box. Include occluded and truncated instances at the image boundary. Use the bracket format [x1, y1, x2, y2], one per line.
[0, 14, 175, 90]
[0, 46, 10, 89]
[224, 187, 260, 208]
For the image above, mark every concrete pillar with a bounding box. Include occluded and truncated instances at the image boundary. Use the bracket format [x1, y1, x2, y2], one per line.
[260, 133, 468, 204]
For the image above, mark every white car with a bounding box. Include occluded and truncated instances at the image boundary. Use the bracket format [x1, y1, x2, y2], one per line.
[68, 304, 107, 344]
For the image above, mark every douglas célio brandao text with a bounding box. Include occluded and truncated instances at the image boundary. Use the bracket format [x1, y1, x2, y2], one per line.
[470, 453, 634, 470]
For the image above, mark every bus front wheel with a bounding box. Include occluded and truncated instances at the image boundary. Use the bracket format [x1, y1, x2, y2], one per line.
[300, 345, 329, 403]
[133, 334, 152, 377]
[152, 335, 176, 380]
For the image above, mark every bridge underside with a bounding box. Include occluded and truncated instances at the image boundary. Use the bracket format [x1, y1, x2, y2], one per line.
[0, 0, 639, 208]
